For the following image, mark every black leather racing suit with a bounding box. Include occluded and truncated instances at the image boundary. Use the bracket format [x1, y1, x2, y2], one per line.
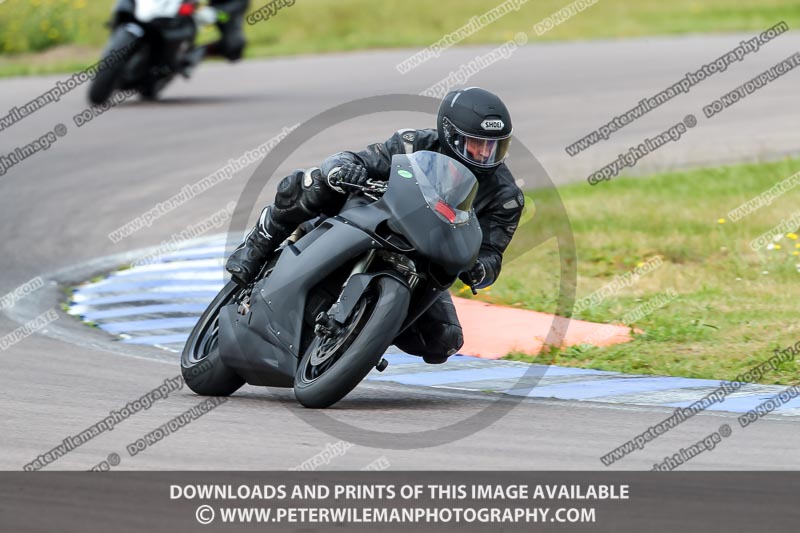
[253, 128, 524, 362]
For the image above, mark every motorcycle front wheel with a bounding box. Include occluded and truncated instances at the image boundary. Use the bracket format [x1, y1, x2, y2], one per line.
[293, 276, 410, 409]
[88, 26, 139, 105]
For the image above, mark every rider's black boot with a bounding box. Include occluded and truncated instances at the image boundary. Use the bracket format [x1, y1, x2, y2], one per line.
[226, 206, 288, 286]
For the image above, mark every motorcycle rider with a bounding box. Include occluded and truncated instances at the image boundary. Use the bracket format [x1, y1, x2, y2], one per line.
[226, 87, 524, 364]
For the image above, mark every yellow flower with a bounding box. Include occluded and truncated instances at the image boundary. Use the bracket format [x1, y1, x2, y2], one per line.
[793, 251, 800, 256]
[796, 243, 800, 249]
[774, 244, 782, 250]
[717, 218, 725, 224]
[788, 233, 798, 240]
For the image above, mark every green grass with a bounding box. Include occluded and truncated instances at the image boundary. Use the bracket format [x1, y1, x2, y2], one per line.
[469, 157, 800, 385]
[1, 0, 799, 76]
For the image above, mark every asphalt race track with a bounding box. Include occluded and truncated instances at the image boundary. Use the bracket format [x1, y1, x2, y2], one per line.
[2, 34, 800, 470]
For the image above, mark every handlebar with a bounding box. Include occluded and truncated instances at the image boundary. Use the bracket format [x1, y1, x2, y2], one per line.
[328, 176, 388, 200]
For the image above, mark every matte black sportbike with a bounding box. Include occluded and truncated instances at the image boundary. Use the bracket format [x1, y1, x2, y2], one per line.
[181, 151, 483, 408]
[89, 0, 216, 104]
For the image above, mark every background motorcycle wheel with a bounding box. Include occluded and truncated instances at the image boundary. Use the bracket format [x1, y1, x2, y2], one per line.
[88, 26, 138, 105]
[181, 280, 245, 396]
[294, 276, 411, 409]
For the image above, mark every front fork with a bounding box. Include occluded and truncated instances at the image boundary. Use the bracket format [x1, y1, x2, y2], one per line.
[313, 249, 398, 373]
[313, 250, 377, 338]
[348, 249, 377, 278]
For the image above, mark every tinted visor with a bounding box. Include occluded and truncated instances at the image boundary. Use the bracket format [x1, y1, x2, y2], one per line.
[443, 118, 511, 168]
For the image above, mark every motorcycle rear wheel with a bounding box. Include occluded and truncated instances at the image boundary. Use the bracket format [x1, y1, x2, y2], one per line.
[181, 280, 245, 396]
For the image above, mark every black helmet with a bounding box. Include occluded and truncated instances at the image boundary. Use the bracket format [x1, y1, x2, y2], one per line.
[437, 87, 512, 174]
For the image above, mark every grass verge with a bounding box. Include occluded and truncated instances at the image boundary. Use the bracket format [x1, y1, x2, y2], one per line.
[458, 157, 800, 385]
[1, 0, 799, 76]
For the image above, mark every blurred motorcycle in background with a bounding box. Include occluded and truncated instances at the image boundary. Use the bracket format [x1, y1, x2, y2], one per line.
[89, 0, 222, 104]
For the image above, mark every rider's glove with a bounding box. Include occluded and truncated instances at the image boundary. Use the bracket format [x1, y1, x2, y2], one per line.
[459, 260, 487, 289]
[327, 163, 369, 192]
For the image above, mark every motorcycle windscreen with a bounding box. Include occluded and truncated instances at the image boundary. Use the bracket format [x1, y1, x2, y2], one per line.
[407, 151, 478, 225]
[383, 152, 482, 276]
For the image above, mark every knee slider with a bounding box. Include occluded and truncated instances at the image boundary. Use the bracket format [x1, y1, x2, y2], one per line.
[275, 170, 305, 209]
[431, 323, 463, 356]
[447, 325, 465, 355]
[301, 168, 344, 216]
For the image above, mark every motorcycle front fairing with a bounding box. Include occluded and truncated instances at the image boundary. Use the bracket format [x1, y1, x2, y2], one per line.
[341, 152, 483, 278]
[325, 152, 483, 330]
[218, 217, 380, 387]
[385, 153, 482, 276]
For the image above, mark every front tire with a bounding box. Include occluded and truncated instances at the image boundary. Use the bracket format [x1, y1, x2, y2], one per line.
[294, 276, 410, 408]
[181, 281, 245, 396]
[88, 27, 138, 105]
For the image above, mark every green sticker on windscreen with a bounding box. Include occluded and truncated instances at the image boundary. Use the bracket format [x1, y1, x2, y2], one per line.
[398, 169, 413, 178]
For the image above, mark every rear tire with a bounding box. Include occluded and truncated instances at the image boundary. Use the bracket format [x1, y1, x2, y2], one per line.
[293, 276, 410, 408]
[88, 27, 138, 105]
[181, 281, 245, 396]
